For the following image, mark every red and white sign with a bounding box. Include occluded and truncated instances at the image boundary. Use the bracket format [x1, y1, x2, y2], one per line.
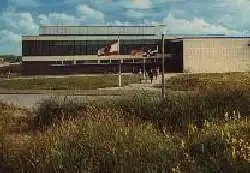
[98, 40, 119, 56]
[131, 48, 146, 56]
[131, 45, 158, 57]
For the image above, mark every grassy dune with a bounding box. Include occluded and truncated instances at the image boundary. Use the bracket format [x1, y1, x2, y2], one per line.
[0, 74, 142, 90]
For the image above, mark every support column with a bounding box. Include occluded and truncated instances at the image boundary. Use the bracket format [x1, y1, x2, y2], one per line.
[143, 57, 146, 79]
[118, 60, 122, 87]
[162, 34, 165, 98]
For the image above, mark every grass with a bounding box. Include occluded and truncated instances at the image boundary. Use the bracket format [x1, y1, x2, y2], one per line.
[0, 74, 142, 90]
[0, 101, 185, 172]
[0, 72, 249, 172]
[1, 87, 250, 172]
[110, 87, 249, 133]
[157, 72, 250, 91]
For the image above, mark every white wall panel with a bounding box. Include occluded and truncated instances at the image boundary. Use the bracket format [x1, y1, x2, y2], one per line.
[183, 38, 250, 73]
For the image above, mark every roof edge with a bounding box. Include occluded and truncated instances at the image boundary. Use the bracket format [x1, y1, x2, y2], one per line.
[39, 25, 158, 27]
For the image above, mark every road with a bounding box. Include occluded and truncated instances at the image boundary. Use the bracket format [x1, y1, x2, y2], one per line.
[0, 73, 181, 108]
[0, 93, 120, 109]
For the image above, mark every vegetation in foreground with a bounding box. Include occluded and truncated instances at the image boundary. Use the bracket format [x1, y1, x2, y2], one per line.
[0, 85, 249, 172]
[0, 74, 142, 90]
[0, 55, 21, 63]
[162, 72, 250, 91]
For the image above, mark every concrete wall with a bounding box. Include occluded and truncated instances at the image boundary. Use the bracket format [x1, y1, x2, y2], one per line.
[183, 38, 250, 73]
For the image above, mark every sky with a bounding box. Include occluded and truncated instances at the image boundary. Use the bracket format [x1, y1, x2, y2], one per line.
[0, 0, 250, 55]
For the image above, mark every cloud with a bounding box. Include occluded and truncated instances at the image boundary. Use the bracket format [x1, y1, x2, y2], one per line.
[5, 6, 16, 13]
[162, 13, 241, 35]
[77, 4, 105, 23]
[130, 0, 153, 9]
[106, 20, 131, 26]
[126, 9, 145, 19]
[8, 0, 40, 7]
[1, 11, 39, 34]
[0, 9, 38, 55]
[63, 0, 85, 4]
[38, 4, 106, 25]
[155, 0, 250, 32]
[215, 0, 250, 30]
[38, 13, 81, 25]
[0, 30, 20, 43]
[0, 30, 21, 55]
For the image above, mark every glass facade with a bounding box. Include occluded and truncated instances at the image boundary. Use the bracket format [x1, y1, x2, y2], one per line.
[21, 26, 186, 74]
[22, 39, 162, 56]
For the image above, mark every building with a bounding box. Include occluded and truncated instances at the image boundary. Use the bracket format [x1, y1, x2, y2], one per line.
[22, 25, 250, 75]
[183, 37, 250, 73]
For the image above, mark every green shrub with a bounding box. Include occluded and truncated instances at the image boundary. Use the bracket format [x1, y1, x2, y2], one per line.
[0, 95, 250, 173]
[165, 72, 250, 91]
[4, 111, 194, 173]
[109, 88, 249, 133]
[31, 86, 249, 133]
[32, 97, 87, 129]
[186, 119, 250, 173]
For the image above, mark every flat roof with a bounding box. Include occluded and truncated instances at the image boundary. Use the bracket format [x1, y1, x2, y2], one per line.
[171, 36, 250, 39]
[22, 35, 160, 40]
[22, 35, 250, 41]
[40, 25, 158, 27]
[39, 25, 160, 36]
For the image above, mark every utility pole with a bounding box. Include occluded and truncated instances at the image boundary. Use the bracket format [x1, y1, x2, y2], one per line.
[119, 61, 122, 87]
[143, 55, 146, 80]
[162, 33, 165, 98]
[143, 25, 146, 80]
[118, 35, 122, 87]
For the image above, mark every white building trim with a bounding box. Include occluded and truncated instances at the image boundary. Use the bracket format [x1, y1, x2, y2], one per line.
[22, 55, 165, 62]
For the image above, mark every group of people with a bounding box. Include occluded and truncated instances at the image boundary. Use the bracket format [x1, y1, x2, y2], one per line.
[139, 67, 160, 84]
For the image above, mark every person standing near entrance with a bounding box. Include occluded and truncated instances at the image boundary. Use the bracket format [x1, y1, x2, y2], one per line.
[138, 68, 143, 83]
[139, 68, 142, 75]
[156, 67, 159, 79]
[149, 69, 153, 84]
[7, 70, 11, 79]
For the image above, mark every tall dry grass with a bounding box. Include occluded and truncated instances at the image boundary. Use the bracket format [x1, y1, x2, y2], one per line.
[164, 72, 250, 92]
[109, 87, 249, 133]
[0, 79, 249, 172]
[1, 108, 190, 173]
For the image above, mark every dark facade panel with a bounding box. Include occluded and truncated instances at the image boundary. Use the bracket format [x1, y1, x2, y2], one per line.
[22, 62, 147, 75]
[22, 39, 162, 56]
[22, 38, 184, 74]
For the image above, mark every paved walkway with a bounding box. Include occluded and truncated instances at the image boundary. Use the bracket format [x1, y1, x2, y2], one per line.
[1, 73, 134, 80]
[97, 73, 180, 91]
[0, 94, 121, 109]
[0, 73, 182, 108]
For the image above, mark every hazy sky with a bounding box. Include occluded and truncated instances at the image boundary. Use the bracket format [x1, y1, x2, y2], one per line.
[0, 0, 250, 55]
